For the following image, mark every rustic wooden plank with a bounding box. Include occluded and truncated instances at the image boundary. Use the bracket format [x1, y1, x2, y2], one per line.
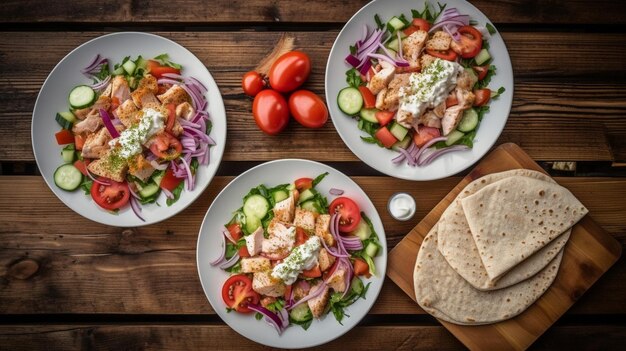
[3, 0, 626, 25]
[0, 176, 624, 315]
[0, 325, 624, 350]
[1, 32, 624, 162]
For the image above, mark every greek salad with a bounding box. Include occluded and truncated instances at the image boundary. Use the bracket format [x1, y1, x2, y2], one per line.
[52, 53, 214, 221]
[338, 2, 505, 167]
[211, 173, 381, 333]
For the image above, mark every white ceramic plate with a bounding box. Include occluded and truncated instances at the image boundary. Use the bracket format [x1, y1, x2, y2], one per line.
[325, 0, 513, 180]
[32, 32, 226, 226]
[196, 159, 387, 348]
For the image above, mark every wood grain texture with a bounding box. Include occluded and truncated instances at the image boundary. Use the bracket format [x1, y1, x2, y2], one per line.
[387, 143, 622, 351]
[0, 325, 624, 350]
[1, 32, 625, 162]
[1, 172, 624, 315]
[2, 0, 626, 25]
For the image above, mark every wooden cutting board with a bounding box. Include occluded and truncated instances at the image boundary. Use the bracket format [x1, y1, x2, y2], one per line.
[387, 143, 622, 351]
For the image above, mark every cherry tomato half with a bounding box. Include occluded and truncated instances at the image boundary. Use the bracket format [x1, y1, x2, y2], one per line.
[242, 71, 265, 97]
[149, 132, 182, 160]
[473, 65, 490, 81]
[294, 177, 313, 191]
[252, 89, 290, 135]
[288, 90, 328, 129]
[413, 126, 441, 147]
[221, 274, 260, 314]
[329, 197, 362, 232]
[451, 26, 483, 59]
[268, 51, 311, 93]
[226, 223, 250, 257]
[90, 180, 130, 211]
[473, 89, 491, 107]
[147, 60, 181, 79]
[425, 48, 458, 61]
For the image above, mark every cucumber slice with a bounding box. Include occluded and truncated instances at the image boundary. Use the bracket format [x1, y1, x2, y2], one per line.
[359, 108, 378, 124]
[365, 242, 379, 257]
[152, 171, 165, 187]
[289, 303, 312, 322]
[245, 215, 261, 234]
[54, 164, 83, 191]
[68, 85, 96, 109]
[349, 220, 371, 240]
[139, 183, 160, 198]
[61, 144, 75, 163]
[392, 135, 412, 151]
[271, 190, 289, 203]
[300, 199, 322, 213]
[445, 130, 465, 146]
[298, 189, 315, 204]
[122, 59, 137, 75]
[112, 66, 125, 75]
[386, 38, 400, 52]
[457, 108, 479, 132]
[389, 122, 408, 141]
[474, 48, 491, 65]
[243, 194, 270, 219]
[55, 111, 76, 129]
[350, 276, 364, 295]
[387, 17, 405, 31]
[135, 56, 148, 71]
[337, 87, 363, 116]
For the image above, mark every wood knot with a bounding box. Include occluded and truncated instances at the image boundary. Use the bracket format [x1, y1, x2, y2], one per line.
[8, 259, 39, 280]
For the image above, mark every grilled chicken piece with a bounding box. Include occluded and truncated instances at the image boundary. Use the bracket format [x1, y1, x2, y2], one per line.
[396, 109, 414, 128]
[433, 101, 446, 118]
[367, 61, 395, 95]
[420, 54, 437, 70]
[115, 99, 140, 128]
[326, 262, 348, 293]
[426, 31, 452, 51]
[252, 271, 286, 297]
[314, 214, 334, 247]
[245, 226, 265, 256]
[402, 30, 428, 71]
[262, 219, 296, 257]
[455, 88, 475, 109]
[127, 154, 156, 181]
[72, 113, 102, 134]
[87, 149, 128, 182]
[80, 125, 123, 159]
[441, 105, 465, 136]
[418, 111, 442, 129]
[318, 248, 336, 272]
[456, 69, 478, 91]
[131, 87, 160, 109]
[273, 191, 296, 223]
[137, 74, 158, 94]
[175, 102, 195, 120]
[307, 282, 330, 318]
[157, 85, 191, 106]
[375, 73, 411, 111]
[111, 76, 131, 104]
[292, 281, 311, 301]
[240, 257, 271, 273]
[294, 208, 317, 233]
[72, 94, 112, 122]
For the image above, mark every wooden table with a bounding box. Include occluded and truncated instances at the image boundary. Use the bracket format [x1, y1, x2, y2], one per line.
[1, 0, 625, 349]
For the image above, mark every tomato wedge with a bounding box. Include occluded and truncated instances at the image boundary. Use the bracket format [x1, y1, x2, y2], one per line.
[295, 227, 308, 246]
[73, 160, 89, 176]
[74, 134, 86, 151]
[294, 177, 313, 191]
[375, 110, 395, 126]
[473, 65, 490, 81]
[55, 129, 75, 145]
[473, 88, 491, 107]
[358, 86, 376, 109]
[445, 94, 459, 108]
[413, 126, 441, 147]
[425, 48, 458, 61]
[90, 180, 130, 211]
[451, 26, 483, 59]
[147, 60, 181, 79]
[411, 18, 431, 31]
[149, 132, 182, 161]
[301, 265, 322, 278]
[221, 274, 260, 313]
[353, 257, 371, 277]
[227, 223, 250, 257]
[329, 197, 362, 232]
[159, 167, 184, 192]
[374, 127, 397, 148]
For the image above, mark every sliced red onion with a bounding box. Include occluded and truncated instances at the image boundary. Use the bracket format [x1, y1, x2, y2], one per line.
[420, 145, 470, 166]
[360, 24, 369, 43]
[443, 24, 461, 42]
[180, 84, 200, 109]
[161, 72, 183, 80]
[150, 160, 168, 171]
[358, 29, 384, 55]
[178, 156, 194, 191]
[247, 304, 286, 334]
[392, 151, 406, 164]
[210, 233, 227, 266]
[222, 227, 237, 244]
[157, 78, 181, 86]
[87, 171, 110, 186]
[178, 117, 201, 129]
[393, 146, 415, 166]
[129, 196, 145, 222]
[368, 53, 409, 67]
[320, 234, 350, 258]
[288, 281, 328, 310]
[329, 188, 344, 196]
[185, 77, 208, 93]
[378, 42, 409, 66]
[162, 187, 174, 199]
[345, 54, 361, 68]
[414, 136, 447, 163]
[127, 184, 141, 200]
[90, 75, 111, 91]
[358, 59, 372, 76]
[99, 109, 120, 139]
[219, 253, 240, 269]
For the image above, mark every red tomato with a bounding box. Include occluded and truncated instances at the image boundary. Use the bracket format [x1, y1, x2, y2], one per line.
[425, 48, 458, 61]
[74, 134, 86, 150]
[374, 127, 398, 148]
[375, 110, 395, 126]
[301, 264, 322, 278]
[411, 18, 431, 31]
[358, 86, 376, 109]
[165, 103, 176, 133]
[242, 71, 265, 97]
[295, 227, 309, 246]
[288, 90, 328, 128]
[473, 89, 491, 107]
[149, 132, 182, 160]
[160, 167, 184, 192]
[402, 26, 419, 36]
[147, 60, 181, 79]
[73, 160, 89, 176]
[445, 94, 459, 108]
[55, 129, 75, 145]
[283, 284, 293, 300]
[353, 257, 371, 277]
[221, 274, 260, 314]
[90, 180, 130, 211]
[295, 177, 313, 191]
[226, 223, 250, 257]
[451, 26, 483, 59]
[268, 51, 311, 93]
[413, 126, 441, 147]
[473, 65, 490, 81]
[329, 197, 362, 232]
[252, 89, 290, 135]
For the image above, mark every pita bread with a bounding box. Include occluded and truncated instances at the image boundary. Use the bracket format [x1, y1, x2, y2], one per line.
[461, 175, 588, 280]
[414, 224, 563, 325]
[438, 169, 571, 290]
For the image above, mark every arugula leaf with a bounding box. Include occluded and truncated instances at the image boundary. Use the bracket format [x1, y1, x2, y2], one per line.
[224, 261, 241, 273]
[412, 2, 447, 23]
[166, 181, 184, 206]
[80, 179, 93, 195]
[328, 277, 371, 324]
[255, 312, 263, 320]
[225, 242, 238, 259]
[351, 213, 382, 275]
[190, 158, 199, 175]
[486, 23, 497, 35]
[360, 136, 379, 145]
[206, 120, 213, 134]
[475, 65, 497, 89]
[93, 63, 111, 82]
[490, 86, 506, 99]
[153, 53, 182, 70]
[374, 14, 385, 30]
[346, 68, 363, 89]
[312, 172, 329, 187]
[349, 45, 357, 55]
[265, 298, 285, 313]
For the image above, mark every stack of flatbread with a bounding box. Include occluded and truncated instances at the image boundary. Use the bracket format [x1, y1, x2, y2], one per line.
[413, 170, 588, 325]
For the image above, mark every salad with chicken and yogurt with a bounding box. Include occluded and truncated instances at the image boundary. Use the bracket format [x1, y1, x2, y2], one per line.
[337, 2, 504, 167]
[51, 53, 214, 221]
[211, 173, 381, 333]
